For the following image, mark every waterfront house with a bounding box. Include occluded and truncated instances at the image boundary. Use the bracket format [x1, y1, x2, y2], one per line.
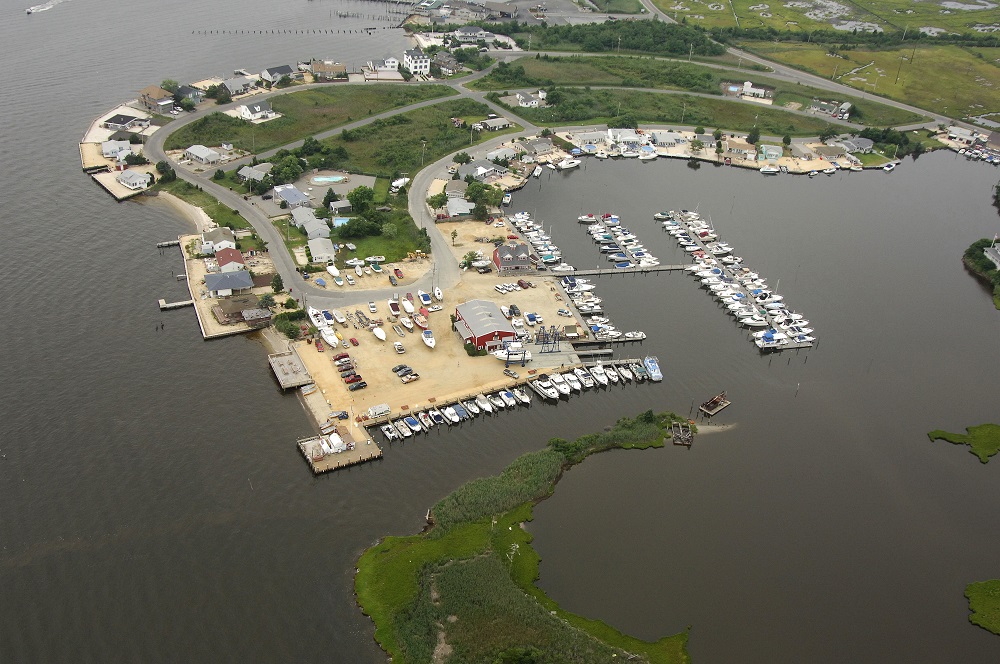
[789, 143, 814, 161]
[813, 144, 846, 161]
[176, 85, 205, 104]
[455, 300, 517, 351]
[328, 199, 353, 214]
[492, 243, 532, 275]
[310, 60, 348, 81]
[215, 247, 246, 273]
[185, 144, 221, 164]
[452, 25, 494, 43]
[308, 237, 337, 263]
[486, 146, 517, 162]
[115, 169, 151, 190]
[261, 64, 297, 84]
[432, 52, 461, 76]
[237, 162, 273, 183]
[211, 294, 271, 327]
[103, 114, 147, 131]
[725, 137, 756, 159]
[367, 56, 399, 72]
[524, 137, 555, 156]
[454, 299, 517, 351]
[139, 85, 174, 114]
[102, 139, 132, 159]
[457, 159, 508, 182]
[273, 184, 311, 208]
[205, 270, 254, 298]
[840, 137, 874, 154]
[948, 126, 983, 146]
[482, 117, 512, 131]
[757, 144, 782, 162]
[608, 128, 642, 148]
[445, 180, 469, 199]
[201, 227, 237, 254]
[446, 198, 476, 218]
[403, 49, 431, 76]
[238, 101, 273, 122]
[222, 76, 256, 97]
[303, 218, 331, 241]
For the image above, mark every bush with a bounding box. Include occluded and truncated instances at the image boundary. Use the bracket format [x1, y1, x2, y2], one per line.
[463, 342, 487, 357]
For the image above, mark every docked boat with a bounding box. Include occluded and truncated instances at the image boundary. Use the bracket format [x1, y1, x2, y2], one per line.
[618, 365, 634, 382]
[623, 330, 646, 340]
[605, 365, 620, 384]
[380, 424, 399, 441]
[529, 377, 559, 400]
[699, 391, 731, 416]
[533, 165, 543, 178]
[563, 372, 582, 392]
[548, 373, 571, 396]
[429, 409, 446, 426]
[513, 388, 531, 404]
[760, 165, 780, 175]
[557, 158, 582, 170]
[418, 411, 434, 429]
[421, 330, 435, 348]
[442, 406, 460, 424]
[404, 415, 423, 433]
[589, 364, 609, 386]
[643, 356, 663, 381]
[453, 403, 470, 420]
[475, 394, 493, 414]
[372, 327, 386, 341]
[500, 391, 517, 407]
[849, 165, 863, 172]
[394, 420, 412, 438]
[883, 162, 897, 172]
[595, 150, 608, 159]
[823, 167, 836, 175]
[502, 193, 512, 206]
[462, 399, 480, 416]
[489, 393, 506, 409]
[574, 367, 595, 389]
[630, 363, 647, 381]
[418, 290, 433, 306]
[433, 287, 443, 302]
[620, 150, 640, 158]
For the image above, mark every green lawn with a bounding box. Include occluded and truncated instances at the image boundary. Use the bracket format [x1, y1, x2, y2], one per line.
[320, 98, 520, 177]
[270, 215, 309, 253]
[967, 580, 1000, 635]
[155, 179, 265, 251]
[472, 55, 926, 126]
[498, 86, 839, 136]
[164, 85, 457, 154]
[356, 411, 691, 664]
[739, 42, 1000, 119]
[928, 424, 1000, 463]
[590, 0, 646, 13]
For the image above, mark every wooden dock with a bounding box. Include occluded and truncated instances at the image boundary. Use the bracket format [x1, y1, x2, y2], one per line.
[671, 421, 694, 446]
[298, 430, 383, 475]
[571, 264, 689, 277]
[699, 392, 732, 417]
[269, 350, 313, 390]
[158, 298, 194, 310]
[157, 240, 180, 248]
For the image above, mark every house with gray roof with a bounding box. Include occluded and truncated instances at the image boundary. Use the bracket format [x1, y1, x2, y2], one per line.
[453, 26, 494, 43]
[185, 144, 221, 164]
[201, 227, 236, 254]
[290, 206, 318, 227]
[102, 139, 133, 159]
[239, 101, 273, 122]
[303, 218, 331, 241]
[222, 76, 257, 97]
[486, 146, 517, 162]
[651, 131, 684, 147]
[237, 162, 273, 183]
[308, 238, 337, 263]
[840, 137, 874, 154]
[457, 159, 508, 182]
[454, 299, 517, 351]
[205, 270, 254, 297]
[525, 137, 555, 155]
[273, 184, 311, 208]
[116, 170, 151, 190]
[482, 117, 511, 131]
[261, 65, 297, 84]
[328, 199, 353, 214]
[445, 179, 469, 198]
[176, 85, 204, 104]
[446, 198, 476, 218]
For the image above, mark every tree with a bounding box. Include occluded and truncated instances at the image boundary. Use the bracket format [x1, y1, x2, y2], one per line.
[540, 127, 552, 137]
[213, 169, 225, 180]
[381, 222, 398, 239]
[214, 87, 232, 105]
[178, 98, 196, 113]
[462, 251, 479, 267]
[271, 274, 284, 293]
[124, 153, 149, 166]
[259, 294, 276, 309]
[454, 151, 472, 164]
[782, 134, 792, 147]
[747, 126, 761, 144]
[427, 192, 449, 209]
[472, 202, 488, 220]
[695, 126, 705, 135]
[819, 127, 839, 142]
[690, 139, 704, 153]
[713, 128, 723, 141]
[160, 79, 179, 94]
[322, 188, 338, 207]
[347, 185, 375, 214]
[451, 229, 458, 245]
[275, 75, 293, 88]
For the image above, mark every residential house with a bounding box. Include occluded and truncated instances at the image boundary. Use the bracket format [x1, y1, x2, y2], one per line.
[454, 299, 517, 351]
[789, 143, 814, 161]
[328, 199, 353, 214]
[308, 238, 337, 263]
[482, 117, 511, 131]
[215, 247, 246, 273]
[290, 207, 318, 228]
[492, 243, 532, 275]
[116, 169, 151, 190]
[811, 99, 840, 115]
[176, 85, 205, 104]
[273, 184, 311, 208]
[367, 56, 399, 72]
[204, 270, 254, 298]
[201, 227, 237, 254]
[486, 146, 517, 162]
[650, 131, 684, 147]
[813, 144, 846, 161]
[103, 114, 147, 131]
[840, 137, 874, 154]
[608, 128, 642, 148]
[525, 137, 554, 156]
[757, 144, 782, 161]
[211, 294, 271, 327]
[445, 179, 469, 199]
[303, 218, 331, 241]
[185, 144, 221, 164]
[310, 60, 347, 81]
[237, 162, 273, 183]
[101, 139, 132, 159]
[514, 90, 546, 108]
[740, 80, 774, 100]
[725, 137, 757, 159]
[457, 159, 508, 182]
[222, 76, 256, 97]
[432, 52, 461, 76]
[453, 26, 493, 43]
[261, 65, 297, 84]
[139, 85, 174, 114]
[403, 49, 431, 76]
[572, 131, 607, 147]
[238, 101, 274, 121]
[948, 126, 983, 146]
[482, 1, 518, 18]
[446, 198, 476, 218]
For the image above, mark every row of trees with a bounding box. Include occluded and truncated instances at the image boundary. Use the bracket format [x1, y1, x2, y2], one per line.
[486, 20, 725, 57]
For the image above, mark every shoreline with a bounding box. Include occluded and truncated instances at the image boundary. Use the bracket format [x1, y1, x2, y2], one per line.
[143, 191, 215, 233]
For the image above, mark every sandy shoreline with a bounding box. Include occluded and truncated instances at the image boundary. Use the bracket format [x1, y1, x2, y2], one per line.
[145, 191, 214, 233]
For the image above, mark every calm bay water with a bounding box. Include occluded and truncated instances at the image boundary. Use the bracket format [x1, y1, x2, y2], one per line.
[1, 1, 999, 662]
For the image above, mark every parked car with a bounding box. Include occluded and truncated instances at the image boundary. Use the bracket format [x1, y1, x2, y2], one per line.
[509, 304, 521, 316]
[394, 268, 404, 279]
[333, 353, 350, 361]
[503, 369, 519, 379]
[517, 279, 531, 289]
[344, 374, 363, 384]
[391, 364, 407, 373]
[330, 410, 349, 420]
[348, 381, 368, 391]
[388, 274, 398, 286]
[393, 342, 405, 354]
[261, 194, 273, 200]
[349, 337, 359, 346]
[368, 301, 377, 313]
[396, 366, 413, 377]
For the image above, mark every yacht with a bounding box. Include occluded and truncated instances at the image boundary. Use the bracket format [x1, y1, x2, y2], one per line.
[563, 372, 582, 392]
[548, 373, 572, 396]
[760, 165, 780, 175]
[492, 343, 531, 362]
[557, 158, 582, 170]
[529, 378, 559, 400]
[429, 409, 446, 426]
[643, 356, 663, 381]
[421, 330, 436, 348]
[476, 394, 494, 414]
[573, 367, 595, 389]
[589, 364, 609, 386]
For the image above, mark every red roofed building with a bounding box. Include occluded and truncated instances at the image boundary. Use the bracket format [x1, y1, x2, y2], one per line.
[492, 243, 532, 275]
[454, 300, 517, 351]
[215, 247, 246, 273]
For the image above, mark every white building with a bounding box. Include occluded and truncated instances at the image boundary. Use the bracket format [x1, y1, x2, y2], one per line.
[184, 144, 221, 164]
[366, 56, 399, 72]
[116, 169, 151, 190]
[403, 49, 431, 76]
[308, 238, 337, 263]
[101, 140, 132, 159]
[453, 26, 494, 43]
[201, 227, 237, 254]
[238, 101, 273, 121]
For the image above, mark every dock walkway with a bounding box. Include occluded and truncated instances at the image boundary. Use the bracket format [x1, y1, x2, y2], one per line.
[570, 264, 688, 276]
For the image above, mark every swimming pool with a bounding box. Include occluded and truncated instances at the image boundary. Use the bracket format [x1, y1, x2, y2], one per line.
[311, 175, 347, 184]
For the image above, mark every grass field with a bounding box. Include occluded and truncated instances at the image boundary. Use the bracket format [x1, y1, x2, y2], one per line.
[590, 0, 647, 13]
[742, 42, 1000, 118]
[356, 411, 692, 664]
[155, 179, 265, 251]
[928, 424, 1000, 463]
[472, 55, 926, 126]
[164, 85, 456, 154]
[652, 0, 1000, 33]
[319, 98, 519, 177]
[966, 580, 1000, 635]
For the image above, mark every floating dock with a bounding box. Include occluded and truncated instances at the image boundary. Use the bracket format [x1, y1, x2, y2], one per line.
[298, 428, 383, 475]
[699, 392, 732, 416]
[269, 350, 313, 390]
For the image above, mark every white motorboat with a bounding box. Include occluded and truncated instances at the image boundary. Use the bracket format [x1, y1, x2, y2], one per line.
[595, 150, 608, 159]
[638, 151, 658, 161]
[752, 328, 788, 340]
[548, 373, 571, 396]
[421, 330, 436, 348]
[433, 287, 443, 302]
[533, 165, 543, 177]
[883, 162, 896, 172]
[589, 364, 609, 386]
[326, 265, 340, 278]
[563, 372, 582, 392]
[380, 424, 399, 440]
[605, 365, 620, 384]
[355, 265, 363, 277]
[573, 367, 595, 389]
[617, 365, 634, 381]
[489, 393, 506, 409]
[404, 416, 422, 433]
[528, 379, 558, 400]
[513, 388, 531, 404]
[372, 327, 387, 341]
[418, 411, 434, 429]
[476, 394, 493, 414]
[321, 328, 339, 347]
[500, 391, 517, 407]
[417, 290, 432, 306]
[308, 307, 326, 328]
[331, 309, 347, 325]
[442, 406, 460, 424]
[345, 258, 365, 267]
[557, 158, 581, 170]
[394, 420, 412, 438]
[401, 299, 415, 314]
[760, 165, 780, 175]
[399, 316, 414, 331]
[365, 255, 386, 264]
[462, 399, 480, 416]
[620, 150, 640, 158]
[492, 343, 531, 362]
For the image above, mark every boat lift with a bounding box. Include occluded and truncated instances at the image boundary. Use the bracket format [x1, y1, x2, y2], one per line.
[537, 325, 561, 353]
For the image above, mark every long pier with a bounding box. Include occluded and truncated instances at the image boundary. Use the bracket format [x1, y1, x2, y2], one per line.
[158, 298, 194, 310]
[570, 264, 689, 276]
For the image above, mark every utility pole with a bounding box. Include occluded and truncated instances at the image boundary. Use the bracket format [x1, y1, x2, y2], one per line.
[688, 43, 693, 62]
[895, 53, 904, 84]
[421, 139, 427, 166]
[681, 101, 686, 125]
[832, 63, 839, 80]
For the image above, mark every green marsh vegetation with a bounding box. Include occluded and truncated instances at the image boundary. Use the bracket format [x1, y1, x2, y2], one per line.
[928, 424, 1000, 463]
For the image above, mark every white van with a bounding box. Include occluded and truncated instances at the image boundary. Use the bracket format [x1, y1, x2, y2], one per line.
[367, 403, 391, 419]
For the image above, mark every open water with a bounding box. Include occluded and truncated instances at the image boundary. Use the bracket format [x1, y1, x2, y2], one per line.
[1, 1, 999, 662]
